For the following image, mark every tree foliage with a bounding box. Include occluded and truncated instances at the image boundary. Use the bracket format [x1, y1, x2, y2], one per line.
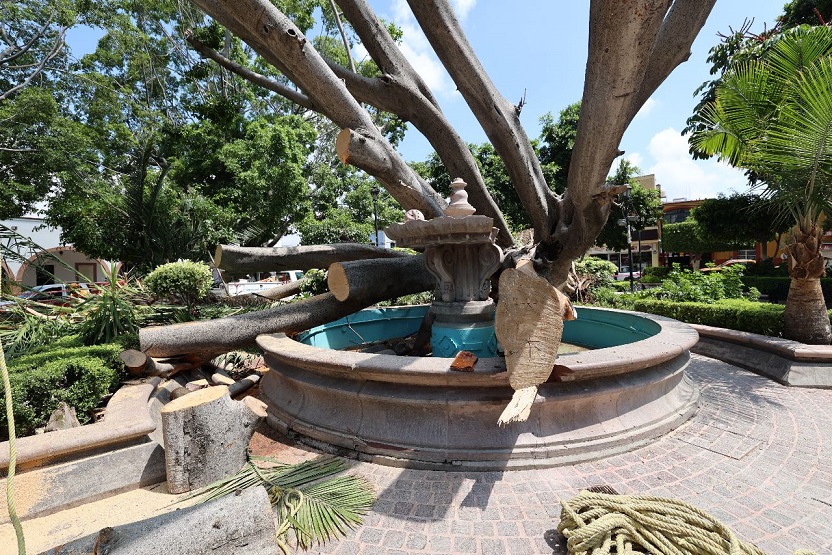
[690, 193, 790, 256]
[661, 219, 738, 255]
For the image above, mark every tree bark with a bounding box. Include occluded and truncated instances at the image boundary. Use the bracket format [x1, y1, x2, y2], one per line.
[215, 242, 407, 274]
[783, 278, 831, 345]
[256, 278, 305, 300]
[119, 349, 202, 378]
[161, 386, 267, 494]
[140, 292, 369, 360]
[327, 254, 435, 302]
[42, 485, 279, 555]
[784, 224, 831, 344]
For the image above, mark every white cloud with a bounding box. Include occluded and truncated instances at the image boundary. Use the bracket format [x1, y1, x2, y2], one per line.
[644, 128, 749, 201]
[634, 97, 656, 120]
[387, 0, 457, 96]
[452, 0, 477, 20]
[625, 152, 644, 171]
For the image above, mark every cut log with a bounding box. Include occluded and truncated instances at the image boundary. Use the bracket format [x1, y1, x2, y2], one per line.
[214, 242, 407, 274]
[140, 256, 437, 361]
[140, 292, 367, 361]
[228, 374, 261, 398]
[256, 277, 306, 300]
[161, 386, 267, 494]
[327, 254, 435, 302]
[119, 349, 201, 378]
[40, 486, 279, 555]
[494, 263, 576, 425]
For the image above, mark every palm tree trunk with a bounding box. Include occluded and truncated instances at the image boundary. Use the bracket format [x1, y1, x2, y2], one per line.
[783, 225, 831, 344]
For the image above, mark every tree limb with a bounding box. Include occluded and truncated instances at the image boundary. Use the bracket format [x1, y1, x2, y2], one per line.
[406, 0, 555, 241]
[214, 242, 408, 273]
[0, 27, 66, 101]
[185, 30, 315, 110]
[190, 0, 447, 218]
[334, 0, 514, 247]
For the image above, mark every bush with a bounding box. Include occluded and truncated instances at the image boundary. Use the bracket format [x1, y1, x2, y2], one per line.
[144, 260, 213, 305]
[742, 276, 832, 305]
[1, 341, 124, 439]
[641, 266, 670, 283]
[636, 264, 748, 304]
[632, 299, 787, 336]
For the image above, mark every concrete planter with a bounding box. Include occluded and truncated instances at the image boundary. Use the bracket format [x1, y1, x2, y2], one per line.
[257, 306, 700, 470]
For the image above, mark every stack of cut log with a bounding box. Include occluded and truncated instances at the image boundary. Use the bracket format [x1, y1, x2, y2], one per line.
[120, 349, 266, 400]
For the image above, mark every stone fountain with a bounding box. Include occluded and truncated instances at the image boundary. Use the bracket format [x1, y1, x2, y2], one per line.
[256, 179, 701, 470]
[384, 178, 503, 357]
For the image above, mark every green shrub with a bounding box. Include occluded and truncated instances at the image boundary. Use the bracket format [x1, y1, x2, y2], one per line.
[641, 266, 670, 283]
[144, 260, 213, 305]
[1, 342, 124, 439]
[299, 269, 328, 297]
[632, 299, 786, 336]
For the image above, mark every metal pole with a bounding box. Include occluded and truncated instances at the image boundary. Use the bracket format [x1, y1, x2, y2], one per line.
[370, 186, 380, 247]
[627, 222, 634, 292]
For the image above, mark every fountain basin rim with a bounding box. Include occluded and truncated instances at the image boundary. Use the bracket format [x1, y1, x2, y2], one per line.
[255, 307, 698, 387]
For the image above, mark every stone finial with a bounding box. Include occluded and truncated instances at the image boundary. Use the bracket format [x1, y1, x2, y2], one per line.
[405, 209, 425, 221]
[444, 178, 476, 218]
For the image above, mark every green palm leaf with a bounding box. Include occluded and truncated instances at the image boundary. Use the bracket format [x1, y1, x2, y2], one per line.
[181, 455, 375, 552]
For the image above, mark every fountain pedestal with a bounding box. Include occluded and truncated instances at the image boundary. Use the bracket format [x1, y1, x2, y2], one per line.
[385, 179, 503, 357]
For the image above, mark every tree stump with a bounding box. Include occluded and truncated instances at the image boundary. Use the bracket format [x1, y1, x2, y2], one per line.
[161, 386, 267, 494]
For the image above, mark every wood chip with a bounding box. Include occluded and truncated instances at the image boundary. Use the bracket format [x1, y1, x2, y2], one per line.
[450, 350, 478, 372]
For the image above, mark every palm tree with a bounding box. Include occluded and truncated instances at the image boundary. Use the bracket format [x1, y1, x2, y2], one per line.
[691, 25, 832, 344]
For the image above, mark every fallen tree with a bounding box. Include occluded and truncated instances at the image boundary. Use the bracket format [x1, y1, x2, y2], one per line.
[137, 0, 717, 385]
[214, 242, 408, 274]
[140, 256, 435, 360]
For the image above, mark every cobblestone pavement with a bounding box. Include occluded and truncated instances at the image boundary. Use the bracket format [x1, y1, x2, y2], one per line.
[284, 354, 832, 555]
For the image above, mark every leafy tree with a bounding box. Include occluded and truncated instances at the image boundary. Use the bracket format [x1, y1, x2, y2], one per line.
[594, 160, 663, 252]
[661, 219, 739, 257]
[538, 102, 581, 194]
[690, 193, 791, 258]
[690, 26, 832, 344]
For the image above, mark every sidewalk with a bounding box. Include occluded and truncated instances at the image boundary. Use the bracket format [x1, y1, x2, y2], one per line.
[4, 353, 830, 554]
[253, 354, 832, 555]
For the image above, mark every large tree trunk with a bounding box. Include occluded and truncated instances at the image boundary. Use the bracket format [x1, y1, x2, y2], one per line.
[140, 256, 435, 360]
[784, 225, 831, 344]
[783, 278, 831, 345]
[327, 255, 434, 302]
[215, 243, 407, 274]
[162, 387, 267, 494]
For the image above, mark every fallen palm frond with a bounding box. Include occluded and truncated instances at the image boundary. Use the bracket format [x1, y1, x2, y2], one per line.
[181, 455, 375, 553]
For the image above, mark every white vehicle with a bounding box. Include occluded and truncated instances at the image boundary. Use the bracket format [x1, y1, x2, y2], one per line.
[223, 270, 304, 297]
[614, 266, 641, 281]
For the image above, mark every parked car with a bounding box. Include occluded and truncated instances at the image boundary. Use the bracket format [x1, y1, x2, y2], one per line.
[614, 266, 641, 281]
[700, 259, 756, 273]
[0, 282, 92, 309]
[221, 270, 305, 297]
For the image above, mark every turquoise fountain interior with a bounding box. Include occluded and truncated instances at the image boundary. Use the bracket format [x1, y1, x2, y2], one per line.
[298, 305, 661, 351]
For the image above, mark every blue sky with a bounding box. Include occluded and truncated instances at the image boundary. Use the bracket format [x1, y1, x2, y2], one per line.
[68, 1, 786, 202]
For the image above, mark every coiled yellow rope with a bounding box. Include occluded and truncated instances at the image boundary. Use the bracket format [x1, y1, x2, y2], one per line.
[559, 491, 816, 555]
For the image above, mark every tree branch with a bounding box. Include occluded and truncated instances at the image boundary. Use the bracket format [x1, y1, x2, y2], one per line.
[185, 30, 315, 110]
[328, 0, 356, 73]
[0, 19, 53, 65]
[190, 0, 447, 218]
[334, 0, 514, 247]
[0, 27, 66, 101]
[406, 0, 555, 241]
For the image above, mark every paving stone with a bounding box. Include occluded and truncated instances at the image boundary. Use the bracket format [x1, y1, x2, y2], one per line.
[297, 355, 832, 555]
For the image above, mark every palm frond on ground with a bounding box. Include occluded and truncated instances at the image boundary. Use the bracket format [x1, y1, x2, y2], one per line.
[181, 455, 375, 553]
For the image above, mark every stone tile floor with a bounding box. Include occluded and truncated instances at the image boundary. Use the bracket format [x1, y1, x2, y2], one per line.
[255, 354, 832, 555]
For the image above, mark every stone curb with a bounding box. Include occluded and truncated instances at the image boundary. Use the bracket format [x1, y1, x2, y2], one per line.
[0, 380, 159, 472]
[690, 324, 832, 388]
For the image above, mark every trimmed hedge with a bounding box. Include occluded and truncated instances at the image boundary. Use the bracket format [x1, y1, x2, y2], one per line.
[632, 298, 832, 337]
[1, 341, 124, 440]
[741, 276, 832, 305]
